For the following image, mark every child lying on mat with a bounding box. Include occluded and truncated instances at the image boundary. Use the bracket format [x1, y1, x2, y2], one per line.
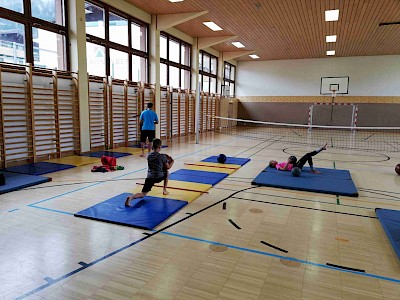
[269, 143, 327, 174]
[125, 138, 174, 207]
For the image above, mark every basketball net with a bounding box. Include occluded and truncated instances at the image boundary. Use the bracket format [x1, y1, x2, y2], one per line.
[330, 90, 337, 122]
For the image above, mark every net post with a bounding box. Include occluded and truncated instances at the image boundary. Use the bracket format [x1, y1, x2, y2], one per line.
[308, 104, 313, 132]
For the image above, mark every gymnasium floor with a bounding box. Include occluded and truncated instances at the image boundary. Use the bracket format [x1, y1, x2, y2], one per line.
[1, 132, 400, 299]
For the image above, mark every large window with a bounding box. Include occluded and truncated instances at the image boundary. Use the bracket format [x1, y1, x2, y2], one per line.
[85, 1, 148, 82]
[223, 62, 236, 97]
[0, 0, 68, 70]
[199, 51, 217, 93]
[160, 33, 191, 90]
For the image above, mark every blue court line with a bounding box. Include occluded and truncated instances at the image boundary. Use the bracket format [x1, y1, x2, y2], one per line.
[159, 231, 400, 283]
[28, 205, 74, 215]
[8, 209, 18, 212]
[16, 228, 400, 299]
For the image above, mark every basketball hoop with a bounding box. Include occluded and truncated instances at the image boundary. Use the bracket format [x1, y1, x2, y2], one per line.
[331, 90, 337, 99]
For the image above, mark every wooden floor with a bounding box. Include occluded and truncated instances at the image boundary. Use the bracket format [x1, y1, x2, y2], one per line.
[1, 132, 400, 299]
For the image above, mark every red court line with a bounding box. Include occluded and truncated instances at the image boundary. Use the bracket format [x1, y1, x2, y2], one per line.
[136, 183, 209, 194]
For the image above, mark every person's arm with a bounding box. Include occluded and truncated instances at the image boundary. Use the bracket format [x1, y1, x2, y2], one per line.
[139, 111, 144, 125]
[281, 158, 292, 171]
[164, 154, 174, 170]
[154, 113, 159, 125]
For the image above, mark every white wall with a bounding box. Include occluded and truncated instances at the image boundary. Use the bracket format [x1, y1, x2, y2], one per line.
[237, 55, 400, 96]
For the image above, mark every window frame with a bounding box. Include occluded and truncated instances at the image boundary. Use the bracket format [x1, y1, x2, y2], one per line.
[85, 0, 149, 82]
[160, 32, 191, 89]
[199, 50, 218, 94]
[0, 0, 70, 70]
[223, 62, 236, 97]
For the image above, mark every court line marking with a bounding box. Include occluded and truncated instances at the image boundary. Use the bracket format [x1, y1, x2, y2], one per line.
[16, 227, 400, 299]
[233, 196, 377, 219]
[159, 231, 400, 283]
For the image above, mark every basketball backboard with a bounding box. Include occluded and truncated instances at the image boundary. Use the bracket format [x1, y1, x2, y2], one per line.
[320, 76, 349, 95]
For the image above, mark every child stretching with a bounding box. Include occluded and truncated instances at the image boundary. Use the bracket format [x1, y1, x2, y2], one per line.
[269, 143, 327, 174]
[125, 138, 174, 207]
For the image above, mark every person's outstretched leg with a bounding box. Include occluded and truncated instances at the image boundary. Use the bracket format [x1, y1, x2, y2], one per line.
[148, 141, 152, 154]
[297, 143, 327, 172]
[125, 191, 147, 207]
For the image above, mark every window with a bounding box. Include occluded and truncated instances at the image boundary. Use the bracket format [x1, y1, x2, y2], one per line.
[85, 1, 149, 81]
[0, 18, 26, 64]
[223, 62, 236, 97]
[31, 0, 65, 25]
[0, 0, 68, 70]
[199, 51, 218, 93]
[85, 2, 105, 39]
[160, 32, 191, 89]
[86, 42, 105, 77]
[33, 28, 66, 70]
[109, 12, 128, 46]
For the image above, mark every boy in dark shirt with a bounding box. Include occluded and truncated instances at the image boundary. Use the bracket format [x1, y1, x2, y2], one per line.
[125, 138, 174, 207]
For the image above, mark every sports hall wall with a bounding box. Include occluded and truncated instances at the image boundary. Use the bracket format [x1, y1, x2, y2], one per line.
[236, 55, 400, 126]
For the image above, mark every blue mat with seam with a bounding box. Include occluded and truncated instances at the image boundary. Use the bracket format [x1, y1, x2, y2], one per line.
[375, 208, 400, 260]
[169, 169, 228, 186]
[0, 171, 51, 194]
[2, 162, 75, 175]
[80, 151, 131, 158]
[201, 156, 250, 166]
[252, 166, 358, 197]
[74, 193, 188, 230]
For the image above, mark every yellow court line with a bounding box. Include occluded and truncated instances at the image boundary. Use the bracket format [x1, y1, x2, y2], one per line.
[184, 165, 236, 174]
[185, 162, 241, 170]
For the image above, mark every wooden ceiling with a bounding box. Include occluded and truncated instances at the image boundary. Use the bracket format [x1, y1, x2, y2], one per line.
[125, 0, 400, 61]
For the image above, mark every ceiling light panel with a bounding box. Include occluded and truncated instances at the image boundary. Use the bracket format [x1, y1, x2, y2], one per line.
[169, 0, 184, 2]
[232, 42, 245, 48]
[249, 54, 259, 59]
[203, 22, 223, 31]
[326, 50, 336, 56]
[325, 9, 339, 21]
[326, 35, 337, 42]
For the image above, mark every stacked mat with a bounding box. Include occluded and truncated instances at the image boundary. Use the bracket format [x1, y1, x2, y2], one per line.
[252, 166, 358, 197]
[75, 156, 250, 229]
[375, 208, 400, 260]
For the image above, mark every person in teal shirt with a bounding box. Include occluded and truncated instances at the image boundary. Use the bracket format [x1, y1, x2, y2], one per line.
[139, 102, 158, 157]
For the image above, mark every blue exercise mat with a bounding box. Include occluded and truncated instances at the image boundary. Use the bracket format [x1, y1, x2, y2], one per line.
[252, 167, 358, 197]
[169, 169, 228, 186]
[263, 166, 353, 180]
[376, 208, 400, 259]
[74, 193, 188, 230]
[80, 151, 131, 158]
[0, 171, 51, 194]
[202, 156, 250, 166]
[2, 162, 75, 175]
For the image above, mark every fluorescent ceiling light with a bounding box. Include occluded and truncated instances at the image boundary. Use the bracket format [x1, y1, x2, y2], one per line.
[203, 22, 223, 31]
[169, 0, 184, 2]
[326, 35, 337, 42]
[249, 54, 259, 59]
[326, 50, 335, 56]
[232, 42, 245, 48]
[325, 9, 339, 21]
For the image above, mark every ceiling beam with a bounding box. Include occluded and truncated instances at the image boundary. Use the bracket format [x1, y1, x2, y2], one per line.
[198, 36, 238, 50]
[156, 11, 208, 30]
[223, 50, 255, 61]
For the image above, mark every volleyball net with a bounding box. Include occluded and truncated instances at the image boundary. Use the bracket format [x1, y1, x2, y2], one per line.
[209, 115, 400, 152]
